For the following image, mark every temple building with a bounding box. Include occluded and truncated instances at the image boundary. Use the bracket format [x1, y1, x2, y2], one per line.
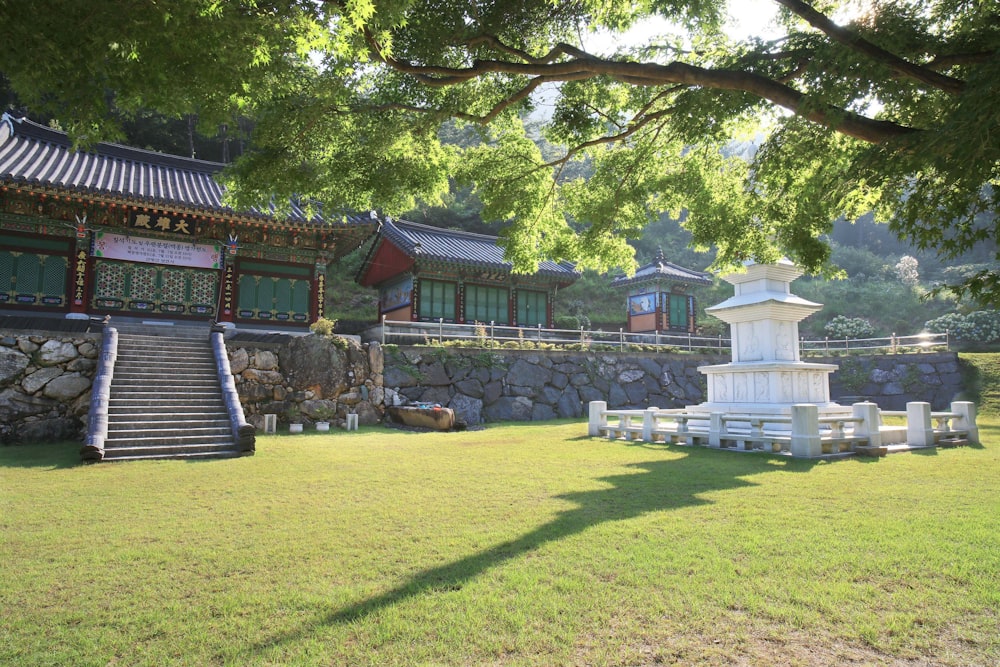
[0, 114, 376, 328]
[611, 248, 713, 334]
[356, 217, 579, 327]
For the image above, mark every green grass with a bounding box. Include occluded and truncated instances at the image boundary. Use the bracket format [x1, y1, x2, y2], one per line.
[2, 420, 998, 666]
[960, 353, 1000, 416]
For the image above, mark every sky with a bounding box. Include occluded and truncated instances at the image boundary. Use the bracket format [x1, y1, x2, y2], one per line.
[583, 0, 782, 54]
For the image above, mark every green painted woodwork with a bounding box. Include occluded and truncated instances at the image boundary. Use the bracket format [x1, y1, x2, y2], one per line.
[0, 249, 68, 307]
[465, 284, 508, 325]
[418, 279, 455, 321]
[516, 289, 547, 327]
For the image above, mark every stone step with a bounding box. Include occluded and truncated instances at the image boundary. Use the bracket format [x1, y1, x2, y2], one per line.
[103, 433, 236, 448]
[107, 425, 233, 440]
[115, 329, 210, 340]
[101, 442, 241, 461]
[108, 397, 224, 408]
[101, 450, 243, 462]
[111, 376, 219, 393]
[118, 331, 210, 347]
[107, 410, 229, 421]
[111, 382, 222, 399]
[111, 374, 219, 386]
[115, 353, 215, 363]
[114, 350, 212, 360]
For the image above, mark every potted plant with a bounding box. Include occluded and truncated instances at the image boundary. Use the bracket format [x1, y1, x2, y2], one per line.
[313, 403, 337, 432]
[286, 405, 304, 434]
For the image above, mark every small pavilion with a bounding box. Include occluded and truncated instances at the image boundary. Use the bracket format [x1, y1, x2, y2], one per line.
[611, 248, 712, 334]
[0, 114, 376, 328]
[355, 217, 579, 327]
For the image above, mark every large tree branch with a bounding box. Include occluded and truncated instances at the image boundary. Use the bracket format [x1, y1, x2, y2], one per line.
[774, 0, 966, 95]
[373, 50, 916, 143]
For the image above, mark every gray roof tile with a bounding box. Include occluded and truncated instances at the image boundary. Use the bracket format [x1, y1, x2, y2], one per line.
[611, 248, 712, 287]
[0, 114, 368, 228]
[380, 218, 579, 279]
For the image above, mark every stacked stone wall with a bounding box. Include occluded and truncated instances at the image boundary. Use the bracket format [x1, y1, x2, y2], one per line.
[383, 348, 968, 424]
[0, 328, 970, 442]
[227, 336, 384, 429]
[0, 332, 99, 443]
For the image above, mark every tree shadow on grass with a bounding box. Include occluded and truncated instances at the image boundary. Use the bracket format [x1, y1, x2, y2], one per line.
[250, 444, 815, 654]
[0, 441, 81, 469]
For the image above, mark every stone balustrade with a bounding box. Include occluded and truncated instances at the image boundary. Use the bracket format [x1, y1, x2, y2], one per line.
[588, 400, 979, 457]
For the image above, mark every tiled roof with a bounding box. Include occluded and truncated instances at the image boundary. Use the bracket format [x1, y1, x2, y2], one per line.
[611, 248, 712, 287]
[379, 217, 579, 280]
[0, 113, 366, 227]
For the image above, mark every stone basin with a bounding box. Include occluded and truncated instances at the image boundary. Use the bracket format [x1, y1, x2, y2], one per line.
[387, 405, 456, 431]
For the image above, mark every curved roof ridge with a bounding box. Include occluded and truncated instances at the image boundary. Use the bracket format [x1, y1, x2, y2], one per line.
[391, 217, 508, 242]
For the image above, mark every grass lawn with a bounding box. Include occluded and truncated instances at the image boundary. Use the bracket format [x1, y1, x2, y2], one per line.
[2, 418, 998, 667]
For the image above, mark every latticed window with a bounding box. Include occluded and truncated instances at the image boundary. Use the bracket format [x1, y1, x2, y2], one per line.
[465, 284, 508, 324]
[516, 289, 546, 326]
[0, 250, 67, 307]
[0, 234, 70, 308]
[418, 279, 456, 320]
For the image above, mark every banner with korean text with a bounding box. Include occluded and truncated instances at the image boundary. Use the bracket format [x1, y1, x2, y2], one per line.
[93, 232, 222, 269]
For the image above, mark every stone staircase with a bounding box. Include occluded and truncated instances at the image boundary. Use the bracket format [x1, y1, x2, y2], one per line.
[102, 326, 240, 462]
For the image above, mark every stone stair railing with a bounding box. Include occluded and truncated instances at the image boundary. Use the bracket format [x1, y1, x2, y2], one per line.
[83, 324, 246, 462]
[80, 326, 118, 462]
[211, 326, 255, 454]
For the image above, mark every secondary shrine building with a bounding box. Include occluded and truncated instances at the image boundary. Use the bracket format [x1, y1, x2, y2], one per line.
[611, 248, 712, 334]
[356, 218, 579, 327]
[0, 114, 376, 327]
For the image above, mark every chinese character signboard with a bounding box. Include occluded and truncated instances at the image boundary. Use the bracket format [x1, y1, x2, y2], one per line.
[93, 231, 222, 269]
[130, 211, 194, 236]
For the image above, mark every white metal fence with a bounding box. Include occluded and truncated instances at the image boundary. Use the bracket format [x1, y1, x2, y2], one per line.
[378, 316, 949, 355]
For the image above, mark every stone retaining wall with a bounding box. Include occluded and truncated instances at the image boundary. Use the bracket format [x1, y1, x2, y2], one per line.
[826, 352, 965, 411]
[227, 335, 385, 430]
[383, 348, 967, 425]
[383, 347, 713, 424]
[0, 332, 99, 443]
[0, 328, 969, 442]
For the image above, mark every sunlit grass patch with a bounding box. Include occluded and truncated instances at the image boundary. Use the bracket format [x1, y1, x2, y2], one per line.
[1, 420, 998, 666]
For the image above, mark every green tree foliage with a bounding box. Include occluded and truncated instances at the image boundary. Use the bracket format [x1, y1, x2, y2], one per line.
[1, 1, 997, 301]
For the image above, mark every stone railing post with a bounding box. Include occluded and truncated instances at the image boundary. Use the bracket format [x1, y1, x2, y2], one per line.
[852, 401, 882, 448]
[790, 404, 821, 457]
[588, 401, 607, 437]
[708, 412, 722, 447]
[950, 401, 979, 444]
[906, 402, 934, 447]
[642, 407, 658, 441]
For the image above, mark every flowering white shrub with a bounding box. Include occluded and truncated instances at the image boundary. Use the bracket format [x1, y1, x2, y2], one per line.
[894, 255, 920, 286]
[925, 311, 1000, 343]
[824, 316, 875, 339]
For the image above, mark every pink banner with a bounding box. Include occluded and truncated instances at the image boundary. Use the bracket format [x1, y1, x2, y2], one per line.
[93, 231, 222, 269]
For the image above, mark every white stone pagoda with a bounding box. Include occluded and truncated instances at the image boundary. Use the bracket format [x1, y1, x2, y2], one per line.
[690, 259, 850, 417]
